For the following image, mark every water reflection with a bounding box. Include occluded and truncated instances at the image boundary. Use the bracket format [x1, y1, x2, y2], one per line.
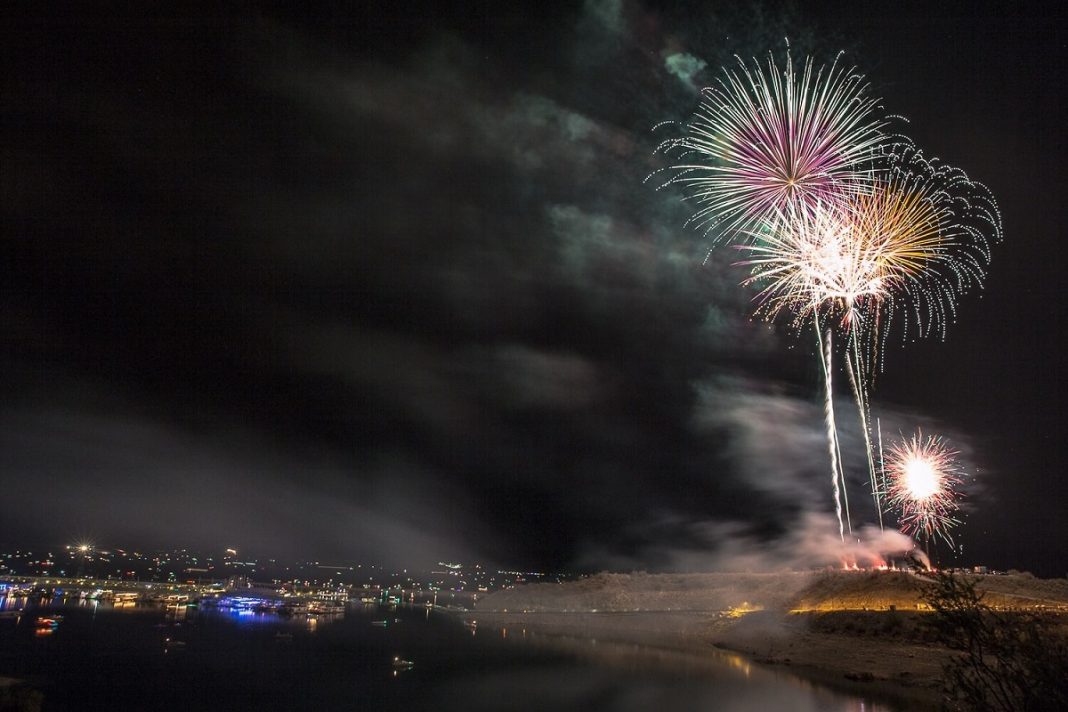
[464, 631, 895, 712]
[0, 596, 903, 712]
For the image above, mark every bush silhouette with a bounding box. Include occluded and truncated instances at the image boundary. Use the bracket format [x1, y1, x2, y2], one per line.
[922, 572, 1068, 711]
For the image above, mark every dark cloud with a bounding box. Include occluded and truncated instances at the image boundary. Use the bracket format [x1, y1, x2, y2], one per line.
[2, 2, 1064, 574]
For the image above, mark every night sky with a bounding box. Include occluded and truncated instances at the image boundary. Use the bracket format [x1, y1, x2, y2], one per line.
[3, 2, 1066, 575]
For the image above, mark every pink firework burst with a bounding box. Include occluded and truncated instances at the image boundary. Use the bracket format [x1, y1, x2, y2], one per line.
[652, 50, 894, 244]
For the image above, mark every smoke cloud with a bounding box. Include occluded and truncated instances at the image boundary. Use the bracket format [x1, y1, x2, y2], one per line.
[1, 2, 1004, 573]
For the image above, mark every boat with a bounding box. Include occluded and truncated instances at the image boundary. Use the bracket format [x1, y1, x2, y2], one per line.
[36, 614, 63, 627]
[371, 619, 389, 627]
[391, 656, 414, 668]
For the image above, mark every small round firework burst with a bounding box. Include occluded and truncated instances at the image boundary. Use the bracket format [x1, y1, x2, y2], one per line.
[884, 430, 964, 544]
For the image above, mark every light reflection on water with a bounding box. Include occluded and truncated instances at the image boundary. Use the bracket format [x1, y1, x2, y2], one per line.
[458, 626, 895, 712]
[0, 596, 900, 712]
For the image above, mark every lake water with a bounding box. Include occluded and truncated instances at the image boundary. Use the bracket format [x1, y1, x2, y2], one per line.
[0, 597, 895, 711]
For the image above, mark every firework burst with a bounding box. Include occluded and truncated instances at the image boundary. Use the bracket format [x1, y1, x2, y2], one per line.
[738, 146, 999, 346]
[738, 185, 946, 330]
[884, 431, 964, 544]
[651, 50, 894, 245]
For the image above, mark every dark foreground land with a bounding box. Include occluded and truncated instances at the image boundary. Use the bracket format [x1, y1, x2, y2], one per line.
[471, 571, 1068, 709]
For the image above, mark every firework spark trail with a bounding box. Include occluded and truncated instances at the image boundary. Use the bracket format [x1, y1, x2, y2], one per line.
[649, 50, 895, 247]
[845, 340, 882, 529]
[876, 417, 886, 530]
[815, 320, 849, 541]
[833, 334, 852, 538]
[884, 430, 964, 545]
